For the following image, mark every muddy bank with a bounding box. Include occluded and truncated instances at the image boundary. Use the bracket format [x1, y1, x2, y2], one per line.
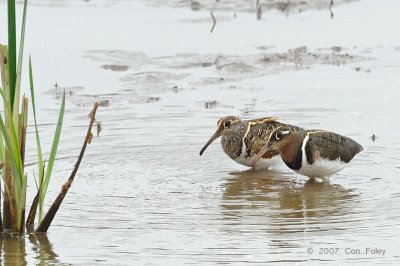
[84, 47, 368, 97]
[150, 0, 359, 14]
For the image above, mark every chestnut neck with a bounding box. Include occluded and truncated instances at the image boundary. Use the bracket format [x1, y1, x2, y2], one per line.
[277, 131, 305, 170]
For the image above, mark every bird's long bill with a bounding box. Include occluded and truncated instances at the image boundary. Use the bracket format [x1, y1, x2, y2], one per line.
[199, 131, 221, 156]
[250, 143, 274, 167]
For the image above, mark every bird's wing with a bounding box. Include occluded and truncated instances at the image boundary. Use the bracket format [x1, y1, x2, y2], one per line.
[306, 130, 362, 163]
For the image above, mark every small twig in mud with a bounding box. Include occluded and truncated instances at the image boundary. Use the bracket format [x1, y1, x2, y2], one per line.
[26, 163, 45, 232]
[35, 102, 100, 233]
[210, 11, 216, 33]
[256, 0, 262, 20]
[26, 191, 40, 232]
[329, 0, 334, 19]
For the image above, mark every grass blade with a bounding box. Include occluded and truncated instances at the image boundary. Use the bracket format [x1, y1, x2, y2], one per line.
[7, 0, 17, 109]
[29, 57, 43, 181]
[36, 102, 100, 232]
[0, 120, 4, 163]
[39, 90, 65, 221]
[0, 89, 24, 191]
[29, 58, 44, 222]
[0, 115, 22, 198]
[13, 0, 29, 124]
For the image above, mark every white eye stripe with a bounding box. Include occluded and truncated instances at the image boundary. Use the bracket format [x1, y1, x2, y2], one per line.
[275, 129, 290, 140]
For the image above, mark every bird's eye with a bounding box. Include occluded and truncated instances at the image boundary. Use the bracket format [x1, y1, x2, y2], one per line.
[275, 131, 283, 140]
[224, 121, 231, 128]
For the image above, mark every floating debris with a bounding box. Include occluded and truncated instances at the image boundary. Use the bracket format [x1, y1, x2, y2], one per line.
[147, 96, 161, 103]
[354, 67, 371, 73]
[171, 85, 179, 93]
[99, 99, 110, 107]
[205, 100, 217, 109]
[96, 121, 102, 137]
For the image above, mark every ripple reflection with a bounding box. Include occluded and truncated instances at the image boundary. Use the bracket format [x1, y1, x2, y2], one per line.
[221, 170, 359, 237]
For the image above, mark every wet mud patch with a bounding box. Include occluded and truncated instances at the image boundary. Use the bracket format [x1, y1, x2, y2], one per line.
[102, 64, 130, 72]
[46, 84, 86, 98]
[27, 0, 359, 13]
[87, 46, 368, 76]
[83, 47, 369, 100]
[120, 71, 189, 94]
[149, 0, 359, 14]
[85, 50, 149, 71]
[42, 47, 371, 110]
[52, 46, 365, 113]
[45, 83, 120, 110]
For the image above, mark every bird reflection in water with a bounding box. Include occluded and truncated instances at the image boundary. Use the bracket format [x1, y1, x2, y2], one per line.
[220, 169, 358, 235]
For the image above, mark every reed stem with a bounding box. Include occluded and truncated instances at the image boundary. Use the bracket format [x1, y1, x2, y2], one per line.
[36, 102, 100, 232]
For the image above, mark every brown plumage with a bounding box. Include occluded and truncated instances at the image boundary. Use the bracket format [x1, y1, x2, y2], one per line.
[304, 130, 363, 164]
[199, 116, 302, 169]
[251, 126, 363, 180]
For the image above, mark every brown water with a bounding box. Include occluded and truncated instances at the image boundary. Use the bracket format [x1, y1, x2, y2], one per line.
[1, 0, 400, 265]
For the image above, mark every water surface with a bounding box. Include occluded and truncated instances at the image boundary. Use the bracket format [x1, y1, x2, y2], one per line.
[0, 0, 400, 264]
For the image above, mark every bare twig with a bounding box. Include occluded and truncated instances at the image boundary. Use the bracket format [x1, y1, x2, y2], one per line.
[329, 0, 334, 19]
[210, 11, 216, 33]
[35, 102, 100, 233]
[26, 162, 45, 232]
[26, 191, 40, 232]
[256, 0, 262, 20]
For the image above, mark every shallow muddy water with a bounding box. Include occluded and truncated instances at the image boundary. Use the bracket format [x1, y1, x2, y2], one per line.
[1, 0, 400, 265]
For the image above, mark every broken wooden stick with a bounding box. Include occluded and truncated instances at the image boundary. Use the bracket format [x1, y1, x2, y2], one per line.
[329, 0, 334, 19]
[35, 102, 100, 233]
[256, 0, 262, 20]
[210, 11, 216, 33]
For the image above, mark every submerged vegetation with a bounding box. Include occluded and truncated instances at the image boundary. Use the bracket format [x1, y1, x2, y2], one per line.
[0, 0, 99, 234]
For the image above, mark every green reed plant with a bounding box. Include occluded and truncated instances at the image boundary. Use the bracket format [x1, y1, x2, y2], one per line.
[1, 0, 29, 233]
[2, 0, 100, 234]
[1, 0, 67, 233]
[28, 59, 66, 225]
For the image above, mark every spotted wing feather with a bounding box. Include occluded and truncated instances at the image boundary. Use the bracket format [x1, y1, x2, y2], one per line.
[245, 121, 303, 157]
